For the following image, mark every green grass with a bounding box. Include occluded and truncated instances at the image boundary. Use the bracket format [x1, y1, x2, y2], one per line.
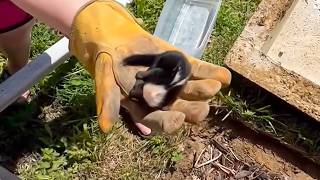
[30, 23, 61, 59]
[202, 0, 261, 65]
[128, 0, 165, 33]
[218, 80, 320, 163]
[1, 0, 319, 179]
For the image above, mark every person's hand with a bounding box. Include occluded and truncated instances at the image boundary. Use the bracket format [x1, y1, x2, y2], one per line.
[69, 0, 231, 135]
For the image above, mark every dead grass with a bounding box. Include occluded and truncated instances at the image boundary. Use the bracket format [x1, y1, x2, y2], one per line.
[97, 123, 188, 179]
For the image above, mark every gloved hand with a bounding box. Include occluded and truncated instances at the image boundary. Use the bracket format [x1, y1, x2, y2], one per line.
[69, 0, 231, 136]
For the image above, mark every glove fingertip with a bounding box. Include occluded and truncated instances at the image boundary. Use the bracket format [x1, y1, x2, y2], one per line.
[98, 116, 114, 133]
[170, 99, 210, 124]
[219, 67, 232, 87]
[185, 102, 209, 124]
[180, 79, 222, 101]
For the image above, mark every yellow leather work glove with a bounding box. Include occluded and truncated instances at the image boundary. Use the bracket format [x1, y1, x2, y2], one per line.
[69, 0, 232, 136]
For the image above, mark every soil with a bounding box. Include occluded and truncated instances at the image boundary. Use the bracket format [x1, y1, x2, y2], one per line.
[163, 116, 320, 180]
[266, 0, 320, 86]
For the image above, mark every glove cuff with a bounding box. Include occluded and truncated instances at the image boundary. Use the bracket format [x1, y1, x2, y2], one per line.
[68, 0, 140, 75]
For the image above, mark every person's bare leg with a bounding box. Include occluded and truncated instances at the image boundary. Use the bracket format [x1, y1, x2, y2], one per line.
[0, 19, 35, 102]
[0, 19, 35, 74]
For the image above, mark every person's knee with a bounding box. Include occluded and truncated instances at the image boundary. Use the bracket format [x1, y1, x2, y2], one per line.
[0, 19, 34, 44]
[0, 24, 33, 73]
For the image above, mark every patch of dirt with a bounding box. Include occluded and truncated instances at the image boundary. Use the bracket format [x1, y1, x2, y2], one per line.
[164, 118, 320, 180]
[230, 139, 310, 179]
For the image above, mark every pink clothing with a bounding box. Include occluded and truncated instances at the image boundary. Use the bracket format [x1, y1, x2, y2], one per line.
[0, 0, 33, 33]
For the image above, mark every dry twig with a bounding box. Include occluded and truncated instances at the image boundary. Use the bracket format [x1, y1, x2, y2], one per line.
[249, 168, 260, 179]
[195, 151, 223, 168]
[229, 147, 240, 161]
[194, 147, 206, 167]
[213, 162, 237, 175]
[212, 139, 229, 154]
[204, 168, 215, 180]
[223, 155, 234, 167]
[221, 110, 233, 121]
[213, 163, 230, 174]
[252, 171, 264, 179]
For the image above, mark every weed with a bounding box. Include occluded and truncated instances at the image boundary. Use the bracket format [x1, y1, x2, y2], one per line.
[128, 0, 165, 33]
[30, 23, 61, 59]
[17, 121, 99, 179]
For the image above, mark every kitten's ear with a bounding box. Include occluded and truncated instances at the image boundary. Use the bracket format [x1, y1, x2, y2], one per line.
[136, 71, 148, 79]
[136, 68, 165, 80]
[129, 79, 144, 98]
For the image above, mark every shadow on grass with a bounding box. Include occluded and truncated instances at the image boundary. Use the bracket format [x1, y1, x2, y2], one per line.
[0, 92, 96, 171]
[0, 57, 156, 176]
[0, 58, 96, 172]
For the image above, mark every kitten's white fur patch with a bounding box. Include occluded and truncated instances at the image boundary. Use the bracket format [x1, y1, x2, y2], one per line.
[143, 84, 167, 107]
[171, 71, 188, 86]
[171, 71, 181, 84]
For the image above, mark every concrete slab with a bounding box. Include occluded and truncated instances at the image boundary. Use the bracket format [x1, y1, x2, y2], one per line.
[264, 0, 320, 86]
[225, 0, 320, 121]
